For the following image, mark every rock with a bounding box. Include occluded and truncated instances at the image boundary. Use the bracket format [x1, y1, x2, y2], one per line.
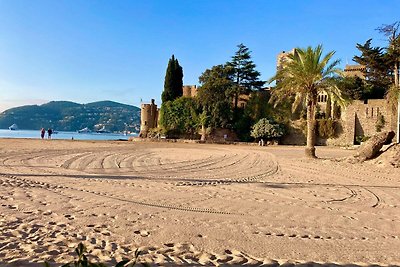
[352, 131, 395, 162]
[374, 143, 400, 167]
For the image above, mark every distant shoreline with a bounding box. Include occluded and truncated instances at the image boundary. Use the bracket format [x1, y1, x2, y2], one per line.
[0, 129, 137, 141]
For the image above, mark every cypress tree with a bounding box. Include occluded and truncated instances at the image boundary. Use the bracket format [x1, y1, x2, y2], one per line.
[162, 55, 183, 103]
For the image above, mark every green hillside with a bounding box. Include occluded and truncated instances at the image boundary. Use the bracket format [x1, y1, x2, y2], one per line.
[0, 101, 141, 132]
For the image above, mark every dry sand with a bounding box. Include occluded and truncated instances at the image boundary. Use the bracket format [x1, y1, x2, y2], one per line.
[0, 139, 399, 266]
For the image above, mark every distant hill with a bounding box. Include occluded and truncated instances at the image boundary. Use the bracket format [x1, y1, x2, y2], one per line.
[0, 101, 141, 132]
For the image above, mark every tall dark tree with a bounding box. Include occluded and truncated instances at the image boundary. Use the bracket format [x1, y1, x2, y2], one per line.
[197, 64, 234, 128]
[226, 44, 265, 109]
[377, 22, 400, 87]
[377, 21, 400, 143]
[353, 39, 391, 97]
[162, 55, 183, 103]
[338, 76, 367, 100]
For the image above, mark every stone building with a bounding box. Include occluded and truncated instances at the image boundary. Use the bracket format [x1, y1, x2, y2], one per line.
[333, 99, 397, 145]
[277, 49, 295, 71]
[139, 85, 196, 138]
[276, 50, 398, 145]
[344, 64, 366, 79]
[182, 85, 197, 97]
[139, 99, 158, 138]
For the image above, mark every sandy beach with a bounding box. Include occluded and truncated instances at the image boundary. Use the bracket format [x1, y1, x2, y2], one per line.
[0, 138, 399, 266]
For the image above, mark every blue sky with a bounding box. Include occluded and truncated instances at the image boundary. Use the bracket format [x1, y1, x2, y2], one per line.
[0, 0, 399, 111]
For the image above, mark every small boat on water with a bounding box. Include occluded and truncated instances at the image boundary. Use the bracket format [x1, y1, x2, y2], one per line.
[95, 126, 110, 133]
[78, 127, 91, 133]
[8, 124, 18, 130]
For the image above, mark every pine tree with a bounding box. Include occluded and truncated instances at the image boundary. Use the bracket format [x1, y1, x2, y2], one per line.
[353, 39, 391, 97]
[227, 44, 265, 109]
[162, 55, 183, 103]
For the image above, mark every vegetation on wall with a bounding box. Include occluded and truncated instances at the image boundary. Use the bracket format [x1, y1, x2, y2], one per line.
[159, 97, 200, 138]
[317, 119, 337, 139]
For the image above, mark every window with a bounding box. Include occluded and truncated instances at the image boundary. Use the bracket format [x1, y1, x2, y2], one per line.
[371, 108, 374, 117]
[366, 108, 368, 117]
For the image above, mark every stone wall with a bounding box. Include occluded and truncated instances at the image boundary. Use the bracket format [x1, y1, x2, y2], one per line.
[282, 99, 398, 146]
[325, 99, 397, 146]
[342, 100, 394, 143]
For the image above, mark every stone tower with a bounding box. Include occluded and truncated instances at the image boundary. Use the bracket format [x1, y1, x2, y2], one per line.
[182, 85, 197, 97]
[139, 99, 158, 138]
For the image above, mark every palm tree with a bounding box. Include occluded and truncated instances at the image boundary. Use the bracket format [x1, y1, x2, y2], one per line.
[269, 45, 347, 158]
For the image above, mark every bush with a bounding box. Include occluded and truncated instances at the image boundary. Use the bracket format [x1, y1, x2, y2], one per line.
[147, 127, 166, 138]
[317, 119, 336, 138]
[355, 135, 370, 145]
[250, 118, 285, 140]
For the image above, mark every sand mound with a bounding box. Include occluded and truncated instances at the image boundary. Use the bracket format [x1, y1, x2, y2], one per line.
[374, 143, 400, 167]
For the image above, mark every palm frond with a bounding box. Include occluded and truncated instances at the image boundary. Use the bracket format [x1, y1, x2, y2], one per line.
[268, 45, 347, 111]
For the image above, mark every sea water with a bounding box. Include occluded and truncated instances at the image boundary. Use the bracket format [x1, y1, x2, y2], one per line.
[0, 129, 138, 141]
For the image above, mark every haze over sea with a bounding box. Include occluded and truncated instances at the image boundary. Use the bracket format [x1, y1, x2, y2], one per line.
[0, 129, 137, 141]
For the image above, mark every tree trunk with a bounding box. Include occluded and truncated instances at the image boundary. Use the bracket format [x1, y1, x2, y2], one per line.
[396, 61, 400, 144]
[234, 93, 239, 110]
[305, 98, 317, 158]
[200, 124, 206, 141]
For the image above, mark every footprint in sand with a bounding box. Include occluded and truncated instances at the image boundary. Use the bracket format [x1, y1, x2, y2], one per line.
[43, 210, 52, 215]
[134, 230, 150, 237]
[64, 214, 75, 220]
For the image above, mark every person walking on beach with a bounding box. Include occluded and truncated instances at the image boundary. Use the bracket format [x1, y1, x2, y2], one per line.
[40, 128, 45, 139]
[47, 128, 53, 139]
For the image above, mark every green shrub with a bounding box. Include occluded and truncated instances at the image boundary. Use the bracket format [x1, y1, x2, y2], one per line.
[317, 119, 336, 138]
[355, 135, 370, 145]
[250, 118, 285, 140]
[147, 127, 166, 138]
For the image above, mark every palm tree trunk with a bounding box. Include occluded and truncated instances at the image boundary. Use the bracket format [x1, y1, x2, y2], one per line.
[200, 124, 206, 141]
[305, 99, 317, 158]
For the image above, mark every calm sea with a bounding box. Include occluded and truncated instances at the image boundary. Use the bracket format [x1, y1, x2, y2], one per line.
[0, 129, 138, 141]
